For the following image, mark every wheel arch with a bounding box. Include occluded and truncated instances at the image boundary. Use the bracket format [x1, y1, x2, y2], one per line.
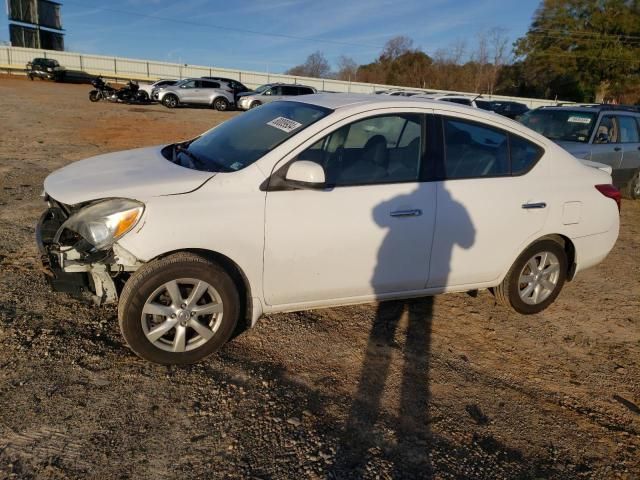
[151, 247, 254, 336]
[522, 234, 577, 281]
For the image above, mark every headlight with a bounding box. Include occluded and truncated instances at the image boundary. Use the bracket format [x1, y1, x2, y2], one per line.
[61, 199, 144, 250]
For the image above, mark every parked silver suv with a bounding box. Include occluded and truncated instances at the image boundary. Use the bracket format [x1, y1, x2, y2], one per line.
[155, 78, 235, 111]
[520, 105, 640, 198]
[236, 83, 316, 110]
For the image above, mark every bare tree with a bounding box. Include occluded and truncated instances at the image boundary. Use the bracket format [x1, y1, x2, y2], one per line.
[336, 55, 359, 81]
[487, 27, 510, 94]
[381, 36, 414, 61]
[285, 51, 331, 78]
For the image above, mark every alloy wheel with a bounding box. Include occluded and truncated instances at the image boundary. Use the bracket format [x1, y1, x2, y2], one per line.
[517, 251, 561, 305]
[140, 278, 224, 352]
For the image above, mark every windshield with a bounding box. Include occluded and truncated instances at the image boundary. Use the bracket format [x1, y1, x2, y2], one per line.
[171, 101, 332, 172]
[254, 84, 271, 94]
[520, 109, 597, 143]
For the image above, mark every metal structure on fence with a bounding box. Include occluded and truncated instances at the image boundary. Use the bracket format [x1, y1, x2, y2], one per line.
[0, 45, 563, 108]
[7, 0, 64, 50]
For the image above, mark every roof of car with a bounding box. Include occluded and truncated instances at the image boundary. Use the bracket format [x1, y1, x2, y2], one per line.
[539, 105, 640, 114]
[284, 93, 480, 111]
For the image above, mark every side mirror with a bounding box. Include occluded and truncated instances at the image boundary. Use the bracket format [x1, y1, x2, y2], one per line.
[264, 90, 272, 96]
[285, 160, 325, 189]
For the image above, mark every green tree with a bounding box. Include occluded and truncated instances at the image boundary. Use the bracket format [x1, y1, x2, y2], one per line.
[515, 0, 640, 102]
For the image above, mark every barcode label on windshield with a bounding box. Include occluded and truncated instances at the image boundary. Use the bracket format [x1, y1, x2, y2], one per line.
[568, 116, 591, 124]
[267, 117, 303, 133]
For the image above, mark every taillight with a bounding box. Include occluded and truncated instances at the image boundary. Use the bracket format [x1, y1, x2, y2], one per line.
[595, 184, 621, 212]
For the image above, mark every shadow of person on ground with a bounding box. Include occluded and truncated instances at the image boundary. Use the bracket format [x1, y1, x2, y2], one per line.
[330, 184, 474, 478]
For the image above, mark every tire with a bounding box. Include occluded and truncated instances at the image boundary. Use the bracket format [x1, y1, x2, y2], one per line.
[28, 73, 34, 81]
[622, 169, 640, 200]
[249, 100, 262, 109]
[89, 91, 101, 102]
[137, 91, 149, 103]
[118, 252, 240, 365]
[213, 97, 229, 111]
[162, 94, 179, 108]
[493, 239, 567, 314]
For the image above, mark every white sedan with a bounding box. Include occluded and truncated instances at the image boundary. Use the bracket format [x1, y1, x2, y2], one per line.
[37, 94, 620, 364]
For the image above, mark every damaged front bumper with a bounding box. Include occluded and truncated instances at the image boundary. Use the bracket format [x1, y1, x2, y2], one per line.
[35, 199, 142, 305]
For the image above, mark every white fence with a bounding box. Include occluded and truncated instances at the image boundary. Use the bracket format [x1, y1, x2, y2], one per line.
[0, 45, 562, 108]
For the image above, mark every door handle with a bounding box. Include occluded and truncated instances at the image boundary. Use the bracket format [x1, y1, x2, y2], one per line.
[614, 147, 622, 152]
[390, 209, 422, 217]
[522, 202, 547, 209]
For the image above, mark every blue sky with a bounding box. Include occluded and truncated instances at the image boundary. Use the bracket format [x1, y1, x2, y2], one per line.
[1, 0, 542, 73]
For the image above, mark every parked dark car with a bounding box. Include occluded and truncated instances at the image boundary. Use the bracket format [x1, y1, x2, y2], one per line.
[26, 58, 66, 81]
[200, 76, 250, 103]
[477, 100, 529, 119]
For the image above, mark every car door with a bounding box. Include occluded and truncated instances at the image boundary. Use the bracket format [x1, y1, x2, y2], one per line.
[616, 114, 640, 187]
[192, 80, 216, 104]
[427, 113, 549, 288]
[590, 114, 623, 169]
[262, 86, 282, 104]
[178, 80, 198, 102]
[263, 112, 437, 306]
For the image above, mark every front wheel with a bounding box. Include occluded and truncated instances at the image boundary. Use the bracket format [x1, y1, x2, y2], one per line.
[249, 100, 262, 109]
[213, 97, 229, 111]
[493, 239, 567, 314]
[162, 94, 179, 108]
[118, 252, 239, 364]
[89, 90, 102, 102]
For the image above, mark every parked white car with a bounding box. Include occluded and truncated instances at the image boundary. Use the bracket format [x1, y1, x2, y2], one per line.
[415, 93, 480, 108]
[37, 94, 620, 364]
[138, 79, 178, 99]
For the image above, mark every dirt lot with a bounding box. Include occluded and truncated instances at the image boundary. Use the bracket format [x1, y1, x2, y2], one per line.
[0, 76, 638, 480]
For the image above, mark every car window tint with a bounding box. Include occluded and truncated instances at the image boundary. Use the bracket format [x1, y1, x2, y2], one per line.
[301, 114, 423, 186]
[282, 86, 298, 95]
[299, 87, 314, 95]
[442, 98, 472, 106]
[510, 135, 544, 175]
[443, 118, 509, 178]
[617, 116, 640, 143]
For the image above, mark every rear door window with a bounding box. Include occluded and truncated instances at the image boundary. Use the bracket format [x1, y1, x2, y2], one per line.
[282, 86, 298, 96]
[617, 116, 640, 143]
[443, 119, 509, 178]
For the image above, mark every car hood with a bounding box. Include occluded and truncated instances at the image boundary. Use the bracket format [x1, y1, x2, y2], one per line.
[44, 146, 215, 205]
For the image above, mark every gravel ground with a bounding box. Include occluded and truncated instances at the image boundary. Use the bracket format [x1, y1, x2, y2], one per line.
[0, 76, 639, 480]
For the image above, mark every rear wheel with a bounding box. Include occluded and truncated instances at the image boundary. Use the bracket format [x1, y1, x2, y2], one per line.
[137, 91, 149, 103]
[493, 239, 567, 314]
[623, 169, 640, 200]
[213, 97, 229, 111]
[162, 94, 179, 108]
[118, 252, 240, 364]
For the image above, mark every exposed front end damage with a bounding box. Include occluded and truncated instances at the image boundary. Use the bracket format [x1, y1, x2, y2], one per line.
[36, 196, 143, 305]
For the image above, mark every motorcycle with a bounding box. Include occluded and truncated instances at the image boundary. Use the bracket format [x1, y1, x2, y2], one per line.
[88, 76, 116, 102]
[89, 78, 149, 104]
[115, 80, 149, 104]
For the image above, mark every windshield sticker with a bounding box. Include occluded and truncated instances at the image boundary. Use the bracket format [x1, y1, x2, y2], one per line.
[230, 162, 243, 171]
[567, 116, 592, 124]
[267, 117, 303, 133]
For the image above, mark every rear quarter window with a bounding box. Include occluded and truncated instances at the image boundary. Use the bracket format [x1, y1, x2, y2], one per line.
[510, 135, 544, 175]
